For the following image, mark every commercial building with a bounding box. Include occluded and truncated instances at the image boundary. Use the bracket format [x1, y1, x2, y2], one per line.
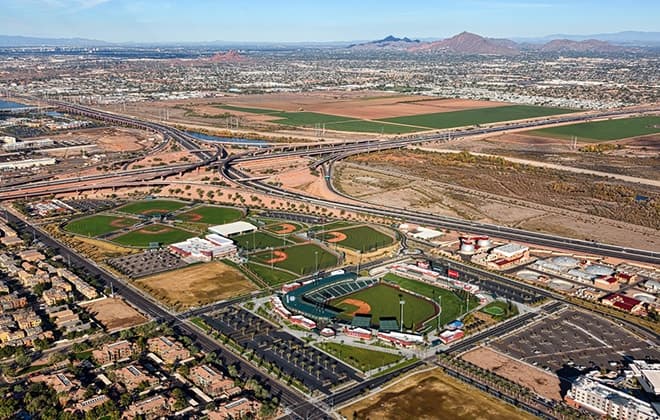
[630, 360, 660, 396]
[377, 331, 424, 347]
[168, 236, 236, 261]
[439, 329, 465, 344]
[566, 376, 658, 420]
[208, 221, 257, 237]
[0, 157, 56, 170]
[601, 293, 646, 315]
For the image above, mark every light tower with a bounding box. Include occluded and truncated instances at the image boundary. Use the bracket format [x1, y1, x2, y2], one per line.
[399, 294, 405, 332]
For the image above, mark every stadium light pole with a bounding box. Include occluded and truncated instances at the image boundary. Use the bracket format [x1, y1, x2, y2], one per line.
[314, 251, 319, 274]
[399, 294, 405, 332]
[270, 247, 273, 271]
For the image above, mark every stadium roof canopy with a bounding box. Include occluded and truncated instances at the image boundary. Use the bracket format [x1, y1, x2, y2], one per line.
[379, 318, 399, 332]
[351, 315, 372, 328]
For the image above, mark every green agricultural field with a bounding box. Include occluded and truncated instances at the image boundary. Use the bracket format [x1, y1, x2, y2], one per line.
[481, 300, 519, 321]
[177, 205, 243, 225]
[319, 225, 395, 252]
[317, 342, 403, 372]
[380, 105, 575, 130]
[215, 104, 282, 114]
[115, 200, 187, 216]
[272, 111, 354, 126]
[234, 231, 291, 251]
[531, 116, 660, 142]
[245, 262, 299, 286]
[331, 283, 438, 331]
[112, 224, 195, 247]
[323, 120, 425, 134]
[251, 243, 338, 275]
[64, 214, 138, 237]
[383, 273, 479, 327]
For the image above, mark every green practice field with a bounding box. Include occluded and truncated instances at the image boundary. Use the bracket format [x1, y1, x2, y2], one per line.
[112, 224, 195, 247]
[383, 274, 479, 327]
[116, 200, 187, 216]
[531, 116, 660, 142]
[331, 283, 438, 331]
[177, 205, 243, 225]
[234, 231, 291, 250]
[319, 225, 395, 252]
[251, 243, 338, 275]
[64, 214, 138, 237]
[245, 262, 299, 286]
[380, 105, 575, 130]
[317, 342, 403, 372]
[481, 300, 519, 321]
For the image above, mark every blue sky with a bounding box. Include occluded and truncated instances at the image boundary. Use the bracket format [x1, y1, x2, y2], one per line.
[2, 0, 659, 42]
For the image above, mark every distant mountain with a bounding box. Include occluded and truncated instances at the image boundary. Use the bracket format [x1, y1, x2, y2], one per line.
[513, 31, 660, 46]
[410, 32, 519, 55]
[0, 34, 110, 47]
[207, 50, 247, 63]
[349, 35, 420, 50]
[539, 39, 625, 53]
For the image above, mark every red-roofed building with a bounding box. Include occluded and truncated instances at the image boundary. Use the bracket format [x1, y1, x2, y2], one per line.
[594, 276, 620, 291]
[601, 294, 646, 316]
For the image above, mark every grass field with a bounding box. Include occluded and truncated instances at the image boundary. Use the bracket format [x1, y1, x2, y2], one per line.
[137, 261, 257, 309]
[234, 231, 291, 250]
[319, 225, 395, 252]
[383, 273, 479, 327]
[263, 222, 305, 234]
[176, 205, 243, 224]
[64, 214, 138, 237]
[216, 104, 282, 114]
[339, 368, 537, 420]
[309, 221, 355, 232]
[380, 105, 575, 130]
[531, 116, 660, 141]
[112, 224, 195, 247]
[251, 243, 338, 275]
[317, 342, 403, 372]
[245, 262, 299, 286]
[116, 200, 187, 216]
[481, 300, 519, 321]
[331, 283, 438, 331]
[323, 119, 424, 134]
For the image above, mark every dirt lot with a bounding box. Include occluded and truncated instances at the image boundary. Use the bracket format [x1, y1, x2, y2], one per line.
[338, 368, 536, 420]
[136, 261, 257, 310]
[81, 297, 148, 332]
[40, 127, 159, 152]
[337, 150, 660, 249]
[462, 347, 562, 401]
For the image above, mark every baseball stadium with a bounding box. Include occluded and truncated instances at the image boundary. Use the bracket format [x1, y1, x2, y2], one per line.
[281, 272, 440, 332]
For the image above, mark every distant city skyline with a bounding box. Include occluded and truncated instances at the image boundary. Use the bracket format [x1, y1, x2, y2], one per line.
[2, 0, 659, 43]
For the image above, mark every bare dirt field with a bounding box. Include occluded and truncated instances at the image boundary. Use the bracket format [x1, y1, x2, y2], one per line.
[336, 150, 660, 249]
[136, 261, 257, 310]
[339, 368, 536, 420]
[41, 127, 158, 153]
[81, 297, 148, 332]
[462, 347, 562, 401]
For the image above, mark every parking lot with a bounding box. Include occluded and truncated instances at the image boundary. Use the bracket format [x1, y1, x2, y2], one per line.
[202, 306, 360, 394]
[108, 249, 186, 278]
[63, 199, 118, 213]
[491, 309, 660, 373]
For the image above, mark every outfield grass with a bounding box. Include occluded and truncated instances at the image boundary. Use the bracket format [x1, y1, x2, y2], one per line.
[380, 105, 575, 130]
[481, 300, 518, 321]
[116, 200, 187, 216]
[324, 119, 425, 134]
[234, 231, 291, 250]
[331, 283, 437, 331]
[317, 342, 403, 372]
[252, 243, 338, 275]
[310, 221, 355, 232]
[263, 221, 305, 234]
[177, 205, 243, 225]
[216, 104, 282, 114]
[320, 225, 395, 252]
[64, 214, 138, 237]
[112, 224, 195, 247]
[531, 116, 660, 141]
[383, 274, 479, 327]
[245, 262, 299, 286]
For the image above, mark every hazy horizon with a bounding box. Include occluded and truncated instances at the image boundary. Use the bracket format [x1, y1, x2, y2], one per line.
[2, 0, 659, 43]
